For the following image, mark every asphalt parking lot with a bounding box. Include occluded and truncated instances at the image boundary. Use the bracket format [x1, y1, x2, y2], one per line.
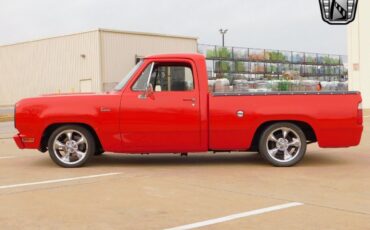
[1, 116, 370, 229]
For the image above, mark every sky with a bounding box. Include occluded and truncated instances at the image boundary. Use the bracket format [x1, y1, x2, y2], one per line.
[0, 0, 347, 55]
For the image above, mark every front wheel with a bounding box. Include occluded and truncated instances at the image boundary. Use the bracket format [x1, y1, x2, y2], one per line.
[259, 123, 307, 167]
[47, 125, 95, 168]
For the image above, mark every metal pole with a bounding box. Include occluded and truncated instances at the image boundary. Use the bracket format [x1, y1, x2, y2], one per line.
[219, 29, 228, 47]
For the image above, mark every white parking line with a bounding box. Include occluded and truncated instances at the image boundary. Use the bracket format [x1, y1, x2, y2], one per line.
[165, 202, 303, 230]
[0, 155, 41, 160]
[0, 156, 18, 159]
[0, 172, 122, 190]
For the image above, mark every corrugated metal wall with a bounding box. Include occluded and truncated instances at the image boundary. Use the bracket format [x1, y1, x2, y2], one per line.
[0, 31, 101, 106]
[348, 1, 370, 108]
[100, 30, 197, 91]
[0, 29, 197, 106]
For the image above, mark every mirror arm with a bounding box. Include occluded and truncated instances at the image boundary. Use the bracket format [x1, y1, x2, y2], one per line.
[138, 83, 154, 100]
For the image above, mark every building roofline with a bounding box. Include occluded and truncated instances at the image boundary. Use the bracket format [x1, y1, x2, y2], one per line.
[97, 28, 198, 40]
[0, 29, 99, 48]
[0, 28, 198, 48]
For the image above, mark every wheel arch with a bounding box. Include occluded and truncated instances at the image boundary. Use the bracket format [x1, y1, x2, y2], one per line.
[39, 123, 103, 153]
[250, 120, 317, 151]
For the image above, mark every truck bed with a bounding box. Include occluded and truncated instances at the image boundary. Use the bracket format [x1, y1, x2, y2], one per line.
[208, 91, 363, 151]
[212, 91, 359, 96]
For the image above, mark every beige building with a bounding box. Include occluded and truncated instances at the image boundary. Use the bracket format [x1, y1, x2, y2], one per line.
[348, 1, 370, 109]
[0, 29, 197, 106]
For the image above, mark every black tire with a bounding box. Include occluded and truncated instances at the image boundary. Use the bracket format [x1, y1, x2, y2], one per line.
[94, 149, 105, 156]
[259, 122, 307, 167]
[47, 125, 95, 168]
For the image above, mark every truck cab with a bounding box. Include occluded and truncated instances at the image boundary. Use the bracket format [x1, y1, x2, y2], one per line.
[115, 54, 209, 153]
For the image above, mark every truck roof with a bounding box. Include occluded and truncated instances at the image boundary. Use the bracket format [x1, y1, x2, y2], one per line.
[145, 53, 205, 60]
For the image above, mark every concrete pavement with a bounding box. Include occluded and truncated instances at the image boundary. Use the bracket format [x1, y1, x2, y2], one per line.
[0, 118, 369, 229]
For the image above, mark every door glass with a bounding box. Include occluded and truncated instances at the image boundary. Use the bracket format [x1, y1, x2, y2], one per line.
[150, 64, 194, 92]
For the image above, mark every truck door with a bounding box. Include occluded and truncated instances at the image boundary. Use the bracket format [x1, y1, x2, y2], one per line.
[119, 60, 201, 152]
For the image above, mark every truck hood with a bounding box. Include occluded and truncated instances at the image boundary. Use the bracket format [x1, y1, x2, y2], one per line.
[18, 91, 118, 102]
[15, 91, 121, 116]
[41, 92, 98, 96]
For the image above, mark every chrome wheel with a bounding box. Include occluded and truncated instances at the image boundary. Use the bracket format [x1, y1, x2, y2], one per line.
[266, 127, 302, 163]
[53, 130, 88, 165]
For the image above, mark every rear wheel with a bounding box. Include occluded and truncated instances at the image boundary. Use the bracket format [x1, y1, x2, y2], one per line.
[47, 125, 95, 168]
[259, 123, 306, 167]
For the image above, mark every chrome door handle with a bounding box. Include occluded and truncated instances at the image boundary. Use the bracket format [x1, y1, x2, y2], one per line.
[138, 94, 147, 100]
[100, 107, 111, 112]
[183, 98, 196, 102]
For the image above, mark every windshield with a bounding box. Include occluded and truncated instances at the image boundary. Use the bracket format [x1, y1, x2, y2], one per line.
[114, 60, 144, 91]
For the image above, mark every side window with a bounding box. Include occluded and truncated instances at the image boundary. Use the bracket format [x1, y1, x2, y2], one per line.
[150, 63, 194, 92]
[132, 63, 154, 91]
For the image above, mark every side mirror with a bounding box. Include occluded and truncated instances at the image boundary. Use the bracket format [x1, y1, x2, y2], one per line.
[139, 84, 154, 100]
[145, 83, 154, 97]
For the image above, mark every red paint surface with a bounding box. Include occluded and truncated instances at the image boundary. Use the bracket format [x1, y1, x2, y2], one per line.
[13, 54, 363, 153]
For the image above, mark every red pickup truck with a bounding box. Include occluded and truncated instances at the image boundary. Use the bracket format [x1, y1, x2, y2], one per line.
[13, 54, 363, 168]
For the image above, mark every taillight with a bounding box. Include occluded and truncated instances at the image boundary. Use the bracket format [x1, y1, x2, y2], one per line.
[357, 102, 363, 125]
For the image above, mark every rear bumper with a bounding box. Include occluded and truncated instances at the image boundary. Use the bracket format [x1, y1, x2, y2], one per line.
[13, 134, 25, 149]
[318, 125, 363, 148]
